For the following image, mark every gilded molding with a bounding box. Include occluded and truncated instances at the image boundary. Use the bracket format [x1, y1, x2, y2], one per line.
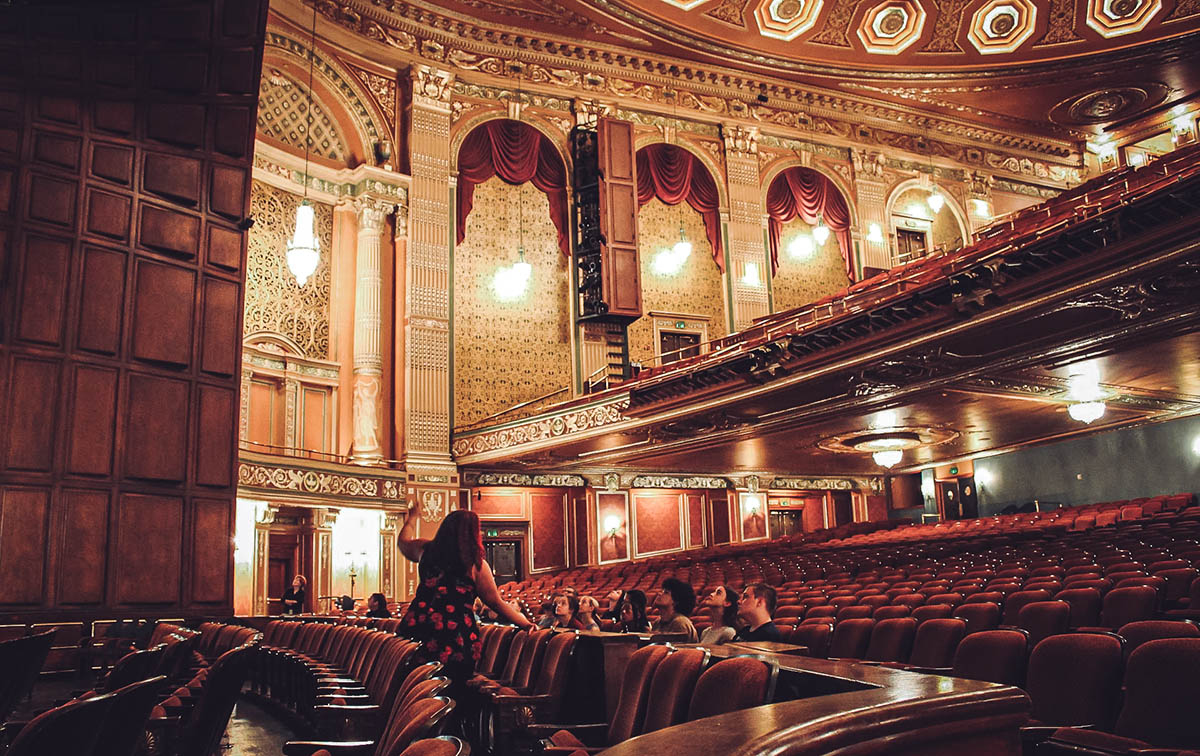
[630, 475, 731, 489]
[238, 455, 407, 504]
[465, 472, 589, 487]
[451, 398, 630, 457]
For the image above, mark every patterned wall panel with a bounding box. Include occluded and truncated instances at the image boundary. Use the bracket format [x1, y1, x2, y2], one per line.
[473, 490, 528, 519]
[633, 491, 684, 556]
[529, 490, 567, 572]
[770, 216, 852, 314]
[243, 180, 332, 360]
[453, 179, 572, 427]
[687, 493, 706, 548]
[711, 490, 732, 544]
[597, 492, 630, 563]
[0, 0, 267, 619]
[628, 199, 727, 365]
[257, 69, 349, 162]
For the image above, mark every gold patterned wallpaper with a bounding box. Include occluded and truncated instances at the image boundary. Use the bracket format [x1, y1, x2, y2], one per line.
[628, 199, 727, 366]
[258, 69, 349, 162]
[453, 178, 572, 428]
[771, 216, 853, 314]
[891, 187, 968, 256]
[244, 179, 334, 360]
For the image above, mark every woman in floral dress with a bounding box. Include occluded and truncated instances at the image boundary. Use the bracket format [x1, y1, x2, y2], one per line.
[398, 508, 533, 694]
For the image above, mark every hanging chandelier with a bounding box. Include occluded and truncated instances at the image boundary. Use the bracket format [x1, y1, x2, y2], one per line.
[812, 213, 830, 246]
[287, 1, 320, 287]
[652, 214, 691, 276]
[1065, 364, 1108, 424]
[926, 189, 945, 214]
[787, 233, 815, 260]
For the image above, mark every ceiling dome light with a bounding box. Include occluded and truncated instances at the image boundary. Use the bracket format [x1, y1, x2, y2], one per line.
[1066, 365, 1105, 402]
[873, 449, 903, 468]
[286, 201, 321, 287]
[1068, 401, 1106, 424]
[788, 234, 815, 260]
[927, 189, 945, 214]
[812, 214, 830, 246]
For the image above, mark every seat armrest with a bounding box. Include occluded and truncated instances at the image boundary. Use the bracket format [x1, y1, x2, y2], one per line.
[527, 722, 607, 739]
[281, 740, 375, 756]
[898, 665, 953, 674]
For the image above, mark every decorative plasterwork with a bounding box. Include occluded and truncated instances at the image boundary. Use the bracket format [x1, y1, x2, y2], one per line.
[816, 425, 961, 453]
[258, 69, 351, 161]
[629, 475, 731, 488]
[464, 472, 589, 486]
[753, 0, 824, 41]
[451, 398, 631, 458]
[960, 376, 1197, 413]
[857, 1, 927, 55]
[238, 452, 407, 506]
[967, 0, 1038, 54]
[1086, 0, 1162, 37]
[770, 476, 878, 491]
[305, 0, 1084, 171]
[252, 141, 409, 205]
[662, 0, 712, 11]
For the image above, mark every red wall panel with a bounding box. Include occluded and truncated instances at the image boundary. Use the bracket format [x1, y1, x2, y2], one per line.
[687, 494, 705, 549]
[633, 492, 682, 556]
[530, 492, 567, 572]
[0, 488, 49, 605]
[57, 489, 109, 605]
[572, 494, 590, 566]
[597, 493, 629, 563]
[473, 491, 526, 519]
[711, 491, 731, 545]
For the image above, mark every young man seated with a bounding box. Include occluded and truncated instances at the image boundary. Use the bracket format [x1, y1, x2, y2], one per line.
[652, 578, 699, 643]
[736, 583, 782, 642]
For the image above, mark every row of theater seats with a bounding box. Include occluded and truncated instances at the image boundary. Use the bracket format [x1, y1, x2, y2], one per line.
[631, 142, 1200, 384]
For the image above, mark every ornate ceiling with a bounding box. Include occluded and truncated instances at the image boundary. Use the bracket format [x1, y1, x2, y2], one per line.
[339, 0, 1200, 140]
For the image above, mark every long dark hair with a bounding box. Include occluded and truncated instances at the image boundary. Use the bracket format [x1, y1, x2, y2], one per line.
[623, 589, 649, 632]
[423, 510, 485, 575]
[719, 585, 739, 627]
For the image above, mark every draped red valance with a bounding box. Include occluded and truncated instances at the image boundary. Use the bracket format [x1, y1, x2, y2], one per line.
[766, 167, 854, 281]
[456, 120, 570, 256]
[636, 143, 725, 272]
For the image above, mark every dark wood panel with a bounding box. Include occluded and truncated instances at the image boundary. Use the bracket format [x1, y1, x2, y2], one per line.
[195, 385, 234, 487]
[16, 234, 71, 345]
[598, 117, 641, 319]
[123, 373, 189, 482]
[143, 152, 202, 206]
[114, 493, 182, 605]
[65, 365, 118, 476]
[130, 259, 196, 367]
[0, 488, 50, 605]
[57, 489, 109, 605]
[76, 245, 127, 355]
[4, 356, 61, 472]
[199, 276, 239, 376]
[687, 493, 705, 548]
[190, 498, 231, 603]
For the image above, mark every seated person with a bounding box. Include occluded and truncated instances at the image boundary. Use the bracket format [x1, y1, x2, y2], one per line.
[603, 589, 626, 622]
[652, 578, 698, 642]
[699, 585, 739, 645]
[576, 595, 601, 631]
[366, 592, 391, 618]
[536, 594, 561, 629]
[474, 596, 499, 623]
[618, 589, 651, 633]
[736, 583, 782, 642]
[551, 593, 585, 629]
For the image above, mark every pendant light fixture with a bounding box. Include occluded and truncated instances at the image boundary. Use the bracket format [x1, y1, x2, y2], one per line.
[812, 213, 830, 246]
[924, 126, 945, 215]
[286, 0, 321, 287]
[492, 71, 533, 301]
[652, 204, 692, 276]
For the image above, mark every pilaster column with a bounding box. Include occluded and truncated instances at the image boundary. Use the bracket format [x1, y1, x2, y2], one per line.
[722, 124, 769, 329]
[851, 149, 891, 272]
[965, 170, 995, 235]
[284, 376, 300, 449]
[380, 511, 401, 600]
[239, 367, 252, 443]
[252, 505, 278, 615]
[351, 198, 390, 463]
[403, 65, 456, 476]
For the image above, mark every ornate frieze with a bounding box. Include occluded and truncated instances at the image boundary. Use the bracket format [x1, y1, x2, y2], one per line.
[451, 398, 630, 458]
[238, 453, 407, 505]
[465, 472, 589, 487]
[770, 476, 872, 491]
[252, 149, 409, 204]
[630, 475, 731, 489]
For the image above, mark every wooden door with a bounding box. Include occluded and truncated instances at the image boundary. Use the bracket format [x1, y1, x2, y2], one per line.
[597, 117, 641, 318]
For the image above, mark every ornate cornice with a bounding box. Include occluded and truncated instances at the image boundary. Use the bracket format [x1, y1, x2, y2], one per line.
[238, 450, 407, 506]
[630, 474, 731, 489]
[770, 476, 879, 491]
[253, 142, 409, 205]
[451, 397, 630, 458]
[463, 471, 589, 487]
[303, 0, 1086, 182]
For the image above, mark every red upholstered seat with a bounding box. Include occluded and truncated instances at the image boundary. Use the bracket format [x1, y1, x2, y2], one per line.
[951, 629, 1027, 686]
[787, 622, 833, 659]
[1117, 620, 1200, 658]
[864, 617, 917, 663]
[548, 643, 670, 751]
[903, 618, 967, 670]
[1016, 601, 1071, 648]
[953, 602, 1001, 634]
[642, 647, 709, 733]
[396, 736, 469, 756]
[911, 604, 953, 624]
[686, 657, 776, 721]
[828, 618, 874, 660]
[1002, 590, 1052, 626]
[1055, 587, 1103, 628]
[1025, 633, 1124, 729]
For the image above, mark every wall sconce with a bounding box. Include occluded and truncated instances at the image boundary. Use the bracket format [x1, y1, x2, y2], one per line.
[741, 261, 762, 287]
[603, 515, 621, 536]
[866, 223, 884, 244]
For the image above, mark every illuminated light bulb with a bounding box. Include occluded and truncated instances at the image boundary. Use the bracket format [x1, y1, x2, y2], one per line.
[512, 248, 532, 282]
[975, 467, 993, 488]
[603, 515, 621, 535]
[866, 223, 884, 244]
[672, 238, 693, 259]
[873, 409, 898, 428]
[652, 246, 687, 276]
[1066, 366, 1104, 402]
[873, 449, 903, 468]
[492, 258, 531, 301]
[788, 234, 815, 260]
[286, 201, 321, 286]
[921, 477, 935, 497]
[812, 215, 830, 246]
[927, 189, 945, 214]
[1128, 153, 1146, 167]
[1068, 401, 1106, 424]
[741, 261, 762, 287]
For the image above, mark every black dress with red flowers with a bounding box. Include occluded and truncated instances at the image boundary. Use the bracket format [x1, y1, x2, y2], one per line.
[400, 552, 483, 691]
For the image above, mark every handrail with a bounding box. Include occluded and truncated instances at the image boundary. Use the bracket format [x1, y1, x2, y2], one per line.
[454, 385, 572, 433]
[238, 441, 405, 469]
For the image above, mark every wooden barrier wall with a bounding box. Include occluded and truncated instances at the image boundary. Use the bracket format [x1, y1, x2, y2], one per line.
[0, 0, 268, 621]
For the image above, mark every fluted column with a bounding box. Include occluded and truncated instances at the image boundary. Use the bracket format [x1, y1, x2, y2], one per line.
[722, 124, 770, 329]
[351, 198, 390, 463]
[852, 148, 892, 273]
[402, 65, 456, 476]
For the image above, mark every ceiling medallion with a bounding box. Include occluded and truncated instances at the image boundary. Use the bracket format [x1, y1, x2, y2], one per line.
[1049, 84, 1169, 126]
[816, 425, 959, 454]
[967, 0, 1037, 55]
[754, 0, 823, 40]
[856, 0, 925, 54]
[1086, 0, 1161, 36]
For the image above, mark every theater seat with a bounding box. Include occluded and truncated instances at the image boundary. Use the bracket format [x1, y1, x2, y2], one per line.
[686, 657, 777, 721]
[787, 622, 833, 659]
[953, 602, 1001, 634]
[951, 629, 1027, 686]
[1039, 639, 1200, 754]
[1024, 633, 1124, 730]
[1016, 601, 1071, 648]
[828, 619, 874, 660]
[1117, 620, 1200, 658]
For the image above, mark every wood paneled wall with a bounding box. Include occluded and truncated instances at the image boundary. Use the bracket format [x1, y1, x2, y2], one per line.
[0, 0, 268, 620]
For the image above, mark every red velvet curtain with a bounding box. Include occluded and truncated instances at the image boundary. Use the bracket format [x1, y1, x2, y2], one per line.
[456, 120, 570, 256]
[636, 144, 725, 272]
[766, 167, 854, 281]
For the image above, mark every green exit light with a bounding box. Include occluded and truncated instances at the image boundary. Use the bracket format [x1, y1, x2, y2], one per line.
[949, 466, 959, 475]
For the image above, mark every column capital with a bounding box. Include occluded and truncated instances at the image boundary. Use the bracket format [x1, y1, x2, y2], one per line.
[412, 65, 454, 110]
[354, 196, 393, 232]
[722, 123, 759, 159]
[851, 148, 888, 181]
[572, 98, 612, 128]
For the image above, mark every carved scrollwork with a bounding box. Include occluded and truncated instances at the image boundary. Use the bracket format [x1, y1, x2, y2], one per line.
[466, 472, 588, 487]
[629, 475, 731, 489]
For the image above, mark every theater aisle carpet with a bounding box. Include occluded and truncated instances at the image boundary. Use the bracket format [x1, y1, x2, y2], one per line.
[226, 696, 297, 755]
